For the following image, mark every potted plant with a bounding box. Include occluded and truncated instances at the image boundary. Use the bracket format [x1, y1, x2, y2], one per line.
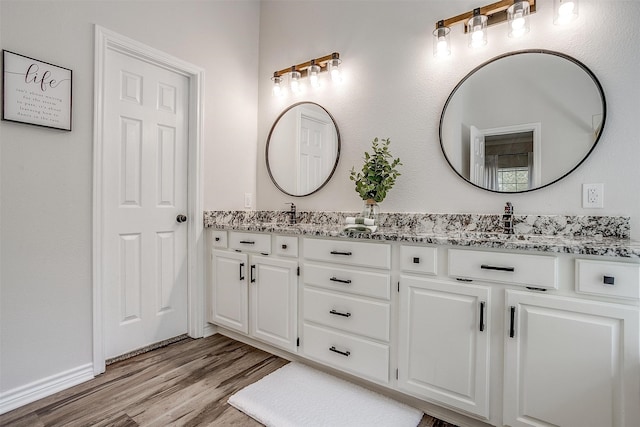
[349, 137, 402, 222]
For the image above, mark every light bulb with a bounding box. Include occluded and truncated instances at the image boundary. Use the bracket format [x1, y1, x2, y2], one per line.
[467, 11, 488, 48]
[329, 58, 341, 82]
[290, 69, 301, 94]
[554, 0, 578, 25]
[471, 27, 485, 48]
[309, 63, 321, 88]
[432, 22, 451, 57]
[507, 1, 530, 38]
[271, 74, 283, 97]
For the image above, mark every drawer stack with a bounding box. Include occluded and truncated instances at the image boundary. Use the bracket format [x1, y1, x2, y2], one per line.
[301, 238, 392, 383]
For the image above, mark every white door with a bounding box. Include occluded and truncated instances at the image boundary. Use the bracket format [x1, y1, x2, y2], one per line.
[210, 250, 249, 334]
[504, 290, 640, 427]
[469, 125, 485, 186]
[297, 112, 333, 194]
[250, 255, 298, 352]
[398, 276, 491, 419]
[102, 48, 190, 359]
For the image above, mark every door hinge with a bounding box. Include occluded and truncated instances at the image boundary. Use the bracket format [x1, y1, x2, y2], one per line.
[396, 368, 399, 380]
[296, 337, 300, 347]
[297, 266, 300, 276]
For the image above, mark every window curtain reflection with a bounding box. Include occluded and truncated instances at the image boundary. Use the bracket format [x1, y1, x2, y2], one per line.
[484, 154, 499, 190]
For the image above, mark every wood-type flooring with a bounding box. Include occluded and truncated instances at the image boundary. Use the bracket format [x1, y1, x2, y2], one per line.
[0, 334, 457, 426]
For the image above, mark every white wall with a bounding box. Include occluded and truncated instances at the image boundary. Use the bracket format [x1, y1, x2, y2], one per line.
[257, 0, 640, 240]
[0, 0, 260, 395]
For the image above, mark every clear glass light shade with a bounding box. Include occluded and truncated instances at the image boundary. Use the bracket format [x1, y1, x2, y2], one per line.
[290, 70, 302, 93]
[554, 0, 578, 25]
[328, 58, 341, 82]
[272, 75, 283, 96]
[467, 14, 488, 48]
[433, 25, 451, 57]
[507, 1, 530, 38]
[309, 64, 321, 88]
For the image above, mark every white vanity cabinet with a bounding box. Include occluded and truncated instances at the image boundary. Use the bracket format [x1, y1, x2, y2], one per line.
[210, 231, 298, 352]
[301, 237, 392, 384]
[398, 245, 491, 419]
[503, 289, 640, 427]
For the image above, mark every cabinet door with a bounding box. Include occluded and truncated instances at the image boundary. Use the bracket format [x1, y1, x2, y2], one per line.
[211, 250, 248, 333]
[504, 290, 640, 427]
[250, 256, 298, 352]
[398, 276, 491, 419]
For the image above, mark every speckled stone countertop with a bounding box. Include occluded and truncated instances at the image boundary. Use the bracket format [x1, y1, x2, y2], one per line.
[204, 211, 640, 258]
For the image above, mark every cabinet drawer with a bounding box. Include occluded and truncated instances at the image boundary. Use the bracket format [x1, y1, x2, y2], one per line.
[400, 245, 437, 275]
[448, 249, 558, 289]
[229, 231, 271, 254]
[303, 323, 389, 384]
[576, 259, 640, 300]
[303, 238, 390, 269]
[303, 263, 390, 300]
[303, 288, 390, 341]
[274, 235, 298, 258]
[211, 230, 228, 248]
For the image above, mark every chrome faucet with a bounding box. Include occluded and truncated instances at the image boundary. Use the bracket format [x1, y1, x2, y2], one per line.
[285, 203, 296, 225]
[503, 202, 514, 234]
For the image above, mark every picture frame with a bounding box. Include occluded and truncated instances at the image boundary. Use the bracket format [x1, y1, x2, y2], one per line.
[2, 50, 72, 131]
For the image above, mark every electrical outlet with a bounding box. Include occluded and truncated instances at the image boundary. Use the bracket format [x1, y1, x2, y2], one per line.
[582, 183, 604, 208]
[244, 193, 252, 208]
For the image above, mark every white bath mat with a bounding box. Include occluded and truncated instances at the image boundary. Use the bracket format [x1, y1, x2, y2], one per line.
[228, 362, 423, 427]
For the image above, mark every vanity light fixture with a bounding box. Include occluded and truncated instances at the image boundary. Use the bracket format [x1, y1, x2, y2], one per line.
[271, 52, 341, 96]
[554, 0, 578, 25]
[434, 0, 537, 56]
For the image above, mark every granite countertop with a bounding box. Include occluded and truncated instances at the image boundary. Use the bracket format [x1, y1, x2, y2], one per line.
[204, 211, 640, 258]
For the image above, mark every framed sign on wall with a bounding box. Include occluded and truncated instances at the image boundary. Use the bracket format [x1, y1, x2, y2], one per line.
[2, 50, 72, 131]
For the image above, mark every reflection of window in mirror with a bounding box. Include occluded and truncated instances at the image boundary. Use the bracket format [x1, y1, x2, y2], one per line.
[485, 132, 533, 192]
[469, 123, 541, 192]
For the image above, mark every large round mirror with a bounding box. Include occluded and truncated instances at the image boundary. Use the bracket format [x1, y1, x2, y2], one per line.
[440, 50, 606, 193]
[266, 102, 340, 197]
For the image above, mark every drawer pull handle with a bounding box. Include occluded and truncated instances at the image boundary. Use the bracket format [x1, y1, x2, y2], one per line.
[215, 237, 220, 242]
[603, 275, 615, 285]
[330, 250, 352, 256]
[250, 265, 256, 283]
[239, 263, 245, 281]
[413, 257, 420, 264]
[239, 240, 255, 245]
[509, 306, 516, 338]
[479, 301, 486, 332]
[329, 277, 352, 284]
[481, 264, 515, 272]
[329, 346, 351, 357]
[281, 244, 288, 249]
[329, 309, 351, 318]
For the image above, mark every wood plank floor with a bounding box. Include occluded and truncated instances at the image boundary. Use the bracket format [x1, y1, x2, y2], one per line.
[0, 334, 457, 426]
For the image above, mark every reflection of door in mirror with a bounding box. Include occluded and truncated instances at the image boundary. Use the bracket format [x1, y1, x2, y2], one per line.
[297, 107, 335, 194]
[469, 123, 541, 192]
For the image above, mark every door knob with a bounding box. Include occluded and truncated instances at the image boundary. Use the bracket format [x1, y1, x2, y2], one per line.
[176, 214, 187, 223]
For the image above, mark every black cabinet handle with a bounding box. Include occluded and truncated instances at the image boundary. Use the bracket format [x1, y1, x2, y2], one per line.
[479, 301, 486, 332]
[509, 306, 516, 338]
[329, 277, 352, 284]
[603, 275, 615, 285]
[481, 264, 515, 272]
[215, 237, 220, 242]
[176, 214, 187, 223]
[282, 244, 288, 249]
[239, 240, 255, 245]
[329, 346, 351, 357]
[250, 265, 256, 283]
[239, 263, 245, 281]
[330, 250, 352, 256]
[329, 309, 351, 318]
[413, 257, 420, 264]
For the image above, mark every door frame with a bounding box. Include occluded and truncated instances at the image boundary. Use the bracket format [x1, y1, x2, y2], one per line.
[92, 25, 205, 375]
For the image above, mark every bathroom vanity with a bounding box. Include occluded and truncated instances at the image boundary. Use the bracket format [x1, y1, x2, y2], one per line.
[204, 211, 640, 427]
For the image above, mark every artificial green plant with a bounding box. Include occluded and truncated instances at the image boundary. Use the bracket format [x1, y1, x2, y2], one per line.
[349, 137, 402, 203]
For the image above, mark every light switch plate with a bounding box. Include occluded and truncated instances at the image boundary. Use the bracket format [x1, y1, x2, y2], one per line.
[244, 193, 252, 208]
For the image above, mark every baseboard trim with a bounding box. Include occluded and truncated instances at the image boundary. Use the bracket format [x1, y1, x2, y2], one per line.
[0, 363, 94, 415]
[203, 323, 218, 338]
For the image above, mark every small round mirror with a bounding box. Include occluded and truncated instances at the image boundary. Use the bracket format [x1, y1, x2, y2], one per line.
[440, 49, 606, 193]
[266, 102, 340, 197]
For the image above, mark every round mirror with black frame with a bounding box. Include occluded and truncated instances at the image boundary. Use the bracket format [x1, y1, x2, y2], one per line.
[439, 49, 606, 193]
[266, 102, 341, 197]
